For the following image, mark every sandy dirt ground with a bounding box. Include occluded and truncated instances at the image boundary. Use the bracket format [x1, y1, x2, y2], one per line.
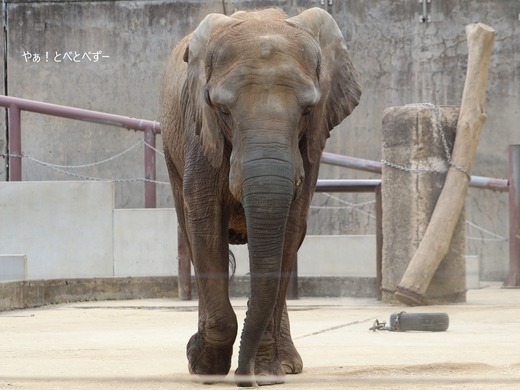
[1, 283, 519, 389]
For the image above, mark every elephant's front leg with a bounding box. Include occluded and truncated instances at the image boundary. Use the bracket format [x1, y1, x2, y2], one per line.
[184, 203, 238, 377]
[253, 251, 303, 384]
[254, 302, 302, 384]
[278, 300, 303, 374]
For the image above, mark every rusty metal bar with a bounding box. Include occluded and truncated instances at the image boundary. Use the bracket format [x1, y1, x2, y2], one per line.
[7, 104, 22, 181]
[375, 184, 383, 300]
[144, 126, 157, 208]
[505, 145, 520, 287]
[0, 95, 161, 133]
[321, 151, 509, 192]
[316, 179, 381, 192]
[0, 95, 161, 207]
[321, 152, 383, 174]
[469, 175, 509, 192]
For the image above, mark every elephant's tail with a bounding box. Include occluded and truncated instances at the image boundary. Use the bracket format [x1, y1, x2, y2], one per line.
[229, 249, 237, 280]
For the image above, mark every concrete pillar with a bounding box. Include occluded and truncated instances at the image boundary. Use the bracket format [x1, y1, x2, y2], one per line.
[381, 105, 466, 304]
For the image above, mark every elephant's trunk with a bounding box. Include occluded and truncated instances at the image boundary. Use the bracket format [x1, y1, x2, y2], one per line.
[235, 158, 295, 383]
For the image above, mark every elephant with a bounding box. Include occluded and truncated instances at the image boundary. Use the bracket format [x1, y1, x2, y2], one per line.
[160, 7, 361, 387]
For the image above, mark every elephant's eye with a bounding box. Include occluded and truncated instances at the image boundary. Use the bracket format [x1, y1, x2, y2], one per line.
[204, 88, 213, 107]
[217, 105, 231, 117]
[302, 106, 313, 116]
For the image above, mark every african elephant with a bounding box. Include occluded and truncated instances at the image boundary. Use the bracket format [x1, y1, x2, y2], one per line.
[160, 7, 361, 386]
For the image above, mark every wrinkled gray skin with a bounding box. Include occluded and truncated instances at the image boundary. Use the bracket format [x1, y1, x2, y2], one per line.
[160, 7, 360, 387]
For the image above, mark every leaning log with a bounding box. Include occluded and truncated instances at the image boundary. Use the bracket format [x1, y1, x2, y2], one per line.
[394, 23, 495, 306]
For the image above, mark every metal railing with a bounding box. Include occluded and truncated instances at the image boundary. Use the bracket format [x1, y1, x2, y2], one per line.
[0, 95, 160, 208]
[321, 152, 509, 192]
[0, 95, 517, 295]
[1, 95, 509, 203]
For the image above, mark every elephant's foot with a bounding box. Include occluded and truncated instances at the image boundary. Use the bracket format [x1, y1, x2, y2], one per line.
[233, 345, 285, 387]
[249, 342, 286, 386]
[279, 343, 303, 374]
[234, 366, 256, 388]
[255, 358, 286, 386]
[234, 368, 284, 387]
[279, 304, 303, 374]
[187, 332, 233, 382]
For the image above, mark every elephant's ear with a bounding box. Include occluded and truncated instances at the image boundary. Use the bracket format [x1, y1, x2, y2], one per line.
[286, 8, 361, 163]
[184, 13, 238, 168]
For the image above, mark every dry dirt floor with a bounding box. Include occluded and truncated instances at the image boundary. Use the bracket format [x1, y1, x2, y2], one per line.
[1, 282, 519, 389]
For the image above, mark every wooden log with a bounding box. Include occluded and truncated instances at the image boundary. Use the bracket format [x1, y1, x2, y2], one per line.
[394, 23, 495, 306]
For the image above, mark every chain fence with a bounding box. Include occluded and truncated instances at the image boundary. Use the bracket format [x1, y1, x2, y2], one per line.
[2, 136, 506, 245]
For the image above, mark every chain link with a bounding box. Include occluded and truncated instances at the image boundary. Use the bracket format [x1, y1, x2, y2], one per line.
[369, 311, 407, 332]
[382, 103, 471, 179]
[1, 140, 170, 185]
[380, 158, 446, 174]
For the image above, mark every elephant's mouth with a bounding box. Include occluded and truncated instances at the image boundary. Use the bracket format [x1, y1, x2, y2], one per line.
[229, 228, 247, 245]
[228, 204, 248, 245]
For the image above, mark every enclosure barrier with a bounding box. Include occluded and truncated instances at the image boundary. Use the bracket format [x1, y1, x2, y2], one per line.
[321, 152, 509, 192]
[506, 145, 520, 286]
[0, 95, 160, 208]
[0, 95, 517, 297]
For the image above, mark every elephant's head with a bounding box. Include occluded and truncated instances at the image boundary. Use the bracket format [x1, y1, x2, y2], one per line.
[183, 7, 361, 383]
[185, 7, 360, 197]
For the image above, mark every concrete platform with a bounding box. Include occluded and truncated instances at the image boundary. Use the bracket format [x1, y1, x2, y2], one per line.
[0, 283, 519, 389]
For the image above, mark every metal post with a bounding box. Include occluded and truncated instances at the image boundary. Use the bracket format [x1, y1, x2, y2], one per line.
[144, 126, 156, 208]
[505, 145, 520, 287]
[375, 184, 383, 300]
[8, 104, 22, 181]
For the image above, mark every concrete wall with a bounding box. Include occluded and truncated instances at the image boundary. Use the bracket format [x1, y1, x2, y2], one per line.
[0, 180, 485, 311]
[232, 235, 376, 278]
[113, 208, 178, 277]
[0, 181, 376, 282]
[2, 0, 518, 280]
[0, 181, 114, 279]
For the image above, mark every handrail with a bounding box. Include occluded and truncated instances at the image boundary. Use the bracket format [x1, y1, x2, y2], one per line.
[0, 95, 160, 207]
[316, 179, 380, 192]
[0, 95, 508, 196]
[0, 95, 160, 133]
[321, 152, 509, 192]
[0, 95, 516, 294]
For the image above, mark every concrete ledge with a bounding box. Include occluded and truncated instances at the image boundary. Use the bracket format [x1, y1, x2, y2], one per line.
[0, 277, 178, 311]
[298, 277, 377, 298]
[228, 276, 377, 298]
[0, 276, 377, 311]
